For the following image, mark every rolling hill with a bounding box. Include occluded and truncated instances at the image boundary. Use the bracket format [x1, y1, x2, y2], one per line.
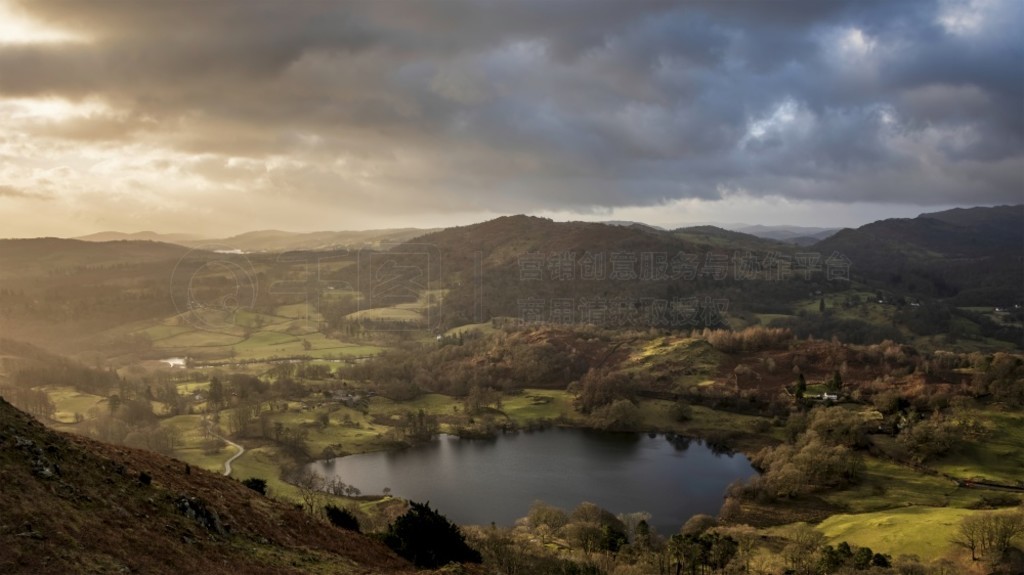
[2, 208, 1020, 355]
[0, 394, 421, 575]
[813, 204, 1024, 304]
[390, 211, 1021, 348]
[0, 238, 193, 279]
[399, 215, 815, 329]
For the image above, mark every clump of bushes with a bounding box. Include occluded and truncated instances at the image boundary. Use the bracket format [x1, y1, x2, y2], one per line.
[383, 501, 481, 568]
[325, 504, 360, 532]
[702, 327, 793, 353]
[241, 477, 267, 495]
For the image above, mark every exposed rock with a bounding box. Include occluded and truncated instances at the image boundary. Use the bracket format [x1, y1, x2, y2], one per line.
[173, 495, 226, 536]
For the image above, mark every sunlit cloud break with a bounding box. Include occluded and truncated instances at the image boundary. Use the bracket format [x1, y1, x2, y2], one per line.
[0, 0, 1020, 237]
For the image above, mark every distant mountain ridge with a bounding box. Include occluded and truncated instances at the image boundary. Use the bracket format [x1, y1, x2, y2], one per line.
[75, 231, 207, 243]
[72, 222, 844, 251]
[75, 228, 440, 252]
[206, 228, 439, 252]
[734, 225, 840, 245]
[602, 220, 667, 231]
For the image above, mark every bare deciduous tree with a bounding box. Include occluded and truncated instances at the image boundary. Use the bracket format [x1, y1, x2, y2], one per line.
[952, 510, 1024, 561]
[294, 469, 327, 518]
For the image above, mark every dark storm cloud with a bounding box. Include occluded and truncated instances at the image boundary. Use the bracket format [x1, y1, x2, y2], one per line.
[2, 0, 1021, 214]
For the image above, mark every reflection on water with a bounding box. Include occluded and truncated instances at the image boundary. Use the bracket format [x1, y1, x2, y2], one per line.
[307, 428, 756, 534]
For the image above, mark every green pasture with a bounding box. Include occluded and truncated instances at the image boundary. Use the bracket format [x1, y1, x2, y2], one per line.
[45, 386, 106, 423]
[933, 409, 1024, 485]
[501, 389, 576, 422]
[345, 307, 425, 322]
[823, 456, 971, 513]
[817, 506, 975, 558]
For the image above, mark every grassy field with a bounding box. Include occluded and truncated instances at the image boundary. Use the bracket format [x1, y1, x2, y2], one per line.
[345, 307, 425, 322]
[234, 332, 382, 360]
[266, 403, 394, 458]
[634, 400, 781, 443]
[623, 337, 724, 390]
[154, 330, 245, 349]
[237, 330, 297, 349]
[139, 323, 195, 342]
[502, 389, 578, 422]
[175, 381, 209, 394]
[261, 318, 319, 334]
[234, 309, 294, 329]
[933, 409, 1024, 484]
[816, 506, 975, 558]
[795, 292, 895, 324]
[161, 414, 230, 473]
[45, 386, 106, 423]
[172, 445, 232, 473]
[823, 457, 973, 513]
[226, 445, 297, 500]
[274, 303, 324, 322]
[134, 308, 383, 363]
[755, 313, 795, 325]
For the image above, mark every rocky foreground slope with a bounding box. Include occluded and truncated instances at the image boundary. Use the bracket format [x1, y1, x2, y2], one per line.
[0, 396, 423, 575]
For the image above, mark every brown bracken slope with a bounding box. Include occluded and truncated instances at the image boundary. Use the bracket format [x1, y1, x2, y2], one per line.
[0, 396, 420, 575]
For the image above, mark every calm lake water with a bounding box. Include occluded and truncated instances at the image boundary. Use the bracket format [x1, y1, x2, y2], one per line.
[308, 428, 756, 534]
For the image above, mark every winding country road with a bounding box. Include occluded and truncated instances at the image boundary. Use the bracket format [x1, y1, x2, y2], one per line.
[211, 433, 245, 477]
[203, 419, 245, 476]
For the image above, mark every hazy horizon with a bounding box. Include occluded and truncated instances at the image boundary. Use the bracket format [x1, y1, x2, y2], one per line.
[1, 201, 1011, 241]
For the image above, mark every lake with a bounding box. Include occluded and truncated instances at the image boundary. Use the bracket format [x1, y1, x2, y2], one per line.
[308, 428, 756, 534]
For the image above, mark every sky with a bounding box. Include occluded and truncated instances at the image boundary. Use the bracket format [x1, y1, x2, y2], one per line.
[0, 0, 1021, 238]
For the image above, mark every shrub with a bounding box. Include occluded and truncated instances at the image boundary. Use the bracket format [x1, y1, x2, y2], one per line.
[325, 504, 360, 532]
[241, 477, 267, 495]
[384, 501, 481, 568]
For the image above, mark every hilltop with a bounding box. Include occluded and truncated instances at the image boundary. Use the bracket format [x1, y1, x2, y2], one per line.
[409, 215, 798, 329]
[410, 215, 784, 264]
[814, 204, 1023, 304]
[0, 395, 421, 575]
[0, 238, 192, 279]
